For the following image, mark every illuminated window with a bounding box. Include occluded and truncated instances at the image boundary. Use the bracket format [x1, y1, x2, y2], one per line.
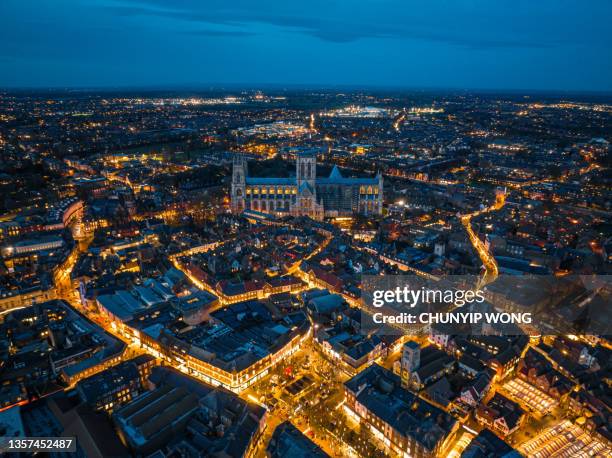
[261, 187, 267, 194]
[292, 188, 297, 194]
[246, 188, 251, 195]
[269, 187, 275, 194]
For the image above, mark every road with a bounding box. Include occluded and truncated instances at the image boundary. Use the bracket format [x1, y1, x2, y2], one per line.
[460, 191, 506, 288]
[244, 339, 382, 458]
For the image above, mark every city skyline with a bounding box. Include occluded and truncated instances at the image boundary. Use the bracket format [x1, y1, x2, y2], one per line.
[0, 85, 609, 458]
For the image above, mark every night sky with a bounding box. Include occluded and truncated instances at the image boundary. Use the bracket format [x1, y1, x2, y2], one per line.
[1, 0, 611, 91]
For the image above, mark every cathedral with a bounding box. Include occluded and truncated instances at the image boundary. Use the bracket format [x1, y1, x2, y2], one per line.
[231, 151, 383, 220]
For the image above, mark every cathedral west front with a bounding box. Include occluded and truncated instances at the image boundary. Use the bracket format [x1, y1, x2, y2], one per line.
[231, 151, 383, 220]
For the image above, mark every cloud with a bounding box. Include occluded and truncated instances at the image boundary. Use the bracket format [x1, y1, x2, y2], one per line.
[98, 0, 598, 49]
[184, 29, 255, 37]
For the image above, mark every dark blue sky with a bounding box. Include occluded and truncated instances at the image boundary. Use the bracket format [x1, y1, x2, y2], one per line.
[1, 0, 611, 91]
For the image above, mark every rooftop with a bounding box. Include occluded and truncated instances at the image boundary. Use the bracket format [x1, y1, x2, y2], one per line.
[345, 365, 456, 452]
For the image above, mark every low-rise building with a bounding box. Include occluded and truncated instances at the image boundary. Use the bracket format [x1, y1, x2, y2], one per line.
[76, 354, 156, 412]
[475, 393, 524, 437]
[114, 367, 266, 457]
[344, 364, 458, 458]
[109, 300, 311, 393]
[266, 421, 329, 458]
[461, 428, 521, 458]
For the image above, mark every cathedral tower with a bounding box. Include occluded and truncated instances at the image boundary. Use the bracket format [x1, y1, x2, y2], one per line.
[294, 150, 321, 218]
[296, 150, 316, 189]
[231, 155, 247, 213]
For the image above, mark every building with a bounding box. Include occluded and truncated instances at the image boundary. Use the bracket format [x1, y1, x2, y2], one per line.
[107, 300, 311, 393]
[20, 391, 131, 458]
[266, 421, 329, 458]
[401, 345, 454, 390]
[75, 355, 156, 412]
[96, 277, 218, 324]
[516, 348, 574, 400]
[400, 341, 421, 385]
[2, 300, 126, 388]
[459, 372, 493, 407]
[343, 364, 457, 458]
[113, 367, 266, 457]
[0, 286, 57, 313]
[231, 151, 383, 219]
[475, 393, 524, 437]
[1, 235, 65, 257]
[315, 309, 391, 375]
[461, 429, 521, 458]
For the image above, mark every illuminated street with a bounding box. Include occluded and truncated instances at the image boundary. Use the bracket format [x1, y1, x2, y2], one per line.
[460, 190, 505, 288]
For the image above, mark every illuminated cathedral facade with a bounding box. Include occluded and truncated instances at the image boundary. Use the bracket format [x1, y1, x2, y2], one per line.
[231, 151, 383, 220]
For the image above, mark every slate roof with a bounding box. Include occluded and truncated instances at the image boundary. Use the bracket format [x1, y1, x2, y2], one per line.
[267, 421, 329, 458]
[345, 365, 455, 453]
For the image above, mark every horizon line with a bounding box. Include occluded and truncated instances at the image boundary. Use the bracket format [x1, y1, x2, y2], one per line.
[1, 83, 612, 97]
